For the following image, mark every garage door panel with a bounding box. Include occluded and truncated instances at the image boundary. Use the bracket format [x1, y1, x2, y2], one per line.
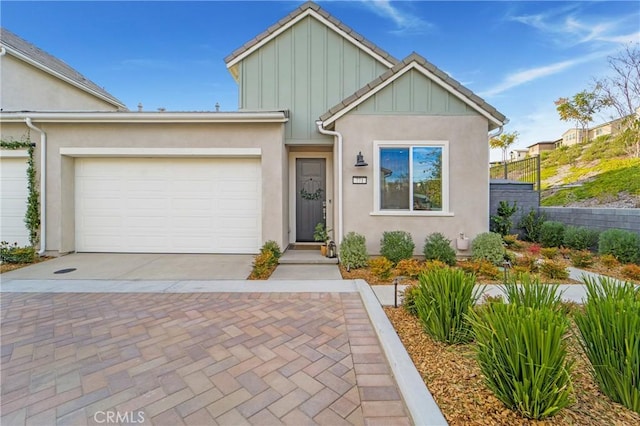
[76, 157, 261, 253]
[1, 156, 30, 246]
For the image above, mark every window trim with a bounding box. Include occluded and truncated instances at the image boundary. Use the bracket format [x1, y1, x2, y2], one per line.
[372, 140, 452, 216]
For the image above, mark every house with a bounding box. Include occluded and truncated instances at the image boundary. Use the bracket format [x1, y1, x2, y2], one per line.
[558, 116, 627, 147]
[0, 2, 507, 257]
[509, 149, 529, 162]
[527, 140, 558, 157]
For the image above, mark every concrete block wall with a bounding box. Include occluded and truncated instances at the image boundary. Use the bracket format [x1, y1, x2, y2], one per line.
[540, 207, 640, 234]
[489, 180, 540, 236]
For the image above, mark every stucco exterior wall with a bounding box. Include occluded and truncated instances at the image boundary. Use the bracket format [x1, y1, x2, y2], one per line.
[3, 121, 286, 255]
[0, 54, 120, 112]
[336, 114, 490, 255]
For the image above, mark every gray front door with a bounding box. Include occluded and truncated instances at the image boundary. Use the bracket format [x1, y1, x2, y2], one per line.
[296, 158, 326, 242]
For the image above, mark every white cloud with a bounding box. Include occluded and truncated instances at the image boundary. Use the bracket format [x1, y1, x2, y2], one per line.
[509, 7, 638, 48]
[359, 0, 433, 35]
[479, 50, 611, 97]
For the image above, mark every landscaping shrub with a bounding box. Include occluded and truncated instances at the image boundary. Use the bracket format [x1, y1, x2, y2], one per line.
[621, 264, 640, 281]
[0, 242, 36, 264]
[598, 229, 640, 264]
[574, 276, 640, 414]
[528, 244, 541, 256]
[514, 254, 539, 273]
[563, 226, 600, 251]
[394, 258, 423, 279]
[423, 232, 456, 266]
[490, 200, 518, 236]
[414, 268, 481, 344]
[339, 232, 368, 270]
[421, 259, 448, 274]
[369, 256, 394, 280]
[260, 240, 282, 260]
[380, 231, 415, 264]
[458, 260, 501, 280]
[402, 284, 420, 316]
[599, 254, 620, 268]
[471, 232, 505, 265]
[250, 251, 277, 279]
[540, 221, 566, 248]
[570, 250, 594, 268]
[540, 260, 569, 280]
[518, 208, 546, 242]
[541, 247, 558, 259]
[502, 273, 564, 312]
[469, 303, 573, 419]
[502, 234, 520, 248]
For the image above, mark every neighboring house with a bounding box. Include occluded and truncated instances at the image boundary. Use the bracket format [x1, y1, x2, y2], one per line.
[527, 140, 558, 157]
[509, 149, 529, 162]
[0, 2, 507, 256]
[558, 116, 627, 147]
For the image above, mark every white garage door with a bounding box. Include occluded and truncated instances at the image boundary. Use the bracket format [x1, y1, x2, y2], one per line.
[75, 157, 261, 253]
[0, 152, 30, 246]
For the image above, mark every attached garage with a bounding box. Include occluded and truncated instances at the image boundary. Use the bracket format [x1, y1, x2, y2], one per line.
[0, 150, 30, 246]
[75, 156, 261, 254]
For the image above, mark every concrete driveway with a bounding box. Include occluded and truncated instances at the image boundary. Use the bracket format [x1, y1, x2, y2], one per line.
[0, 253, 254, 281]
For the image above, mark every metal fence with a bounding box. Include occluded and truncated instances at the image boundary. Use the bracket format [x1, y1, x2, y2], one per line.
[490, 156, 541, 191]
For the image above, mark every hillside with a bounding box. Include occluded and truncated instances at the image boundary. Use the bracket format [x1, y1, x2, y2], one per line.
[540, 134, 640, 208]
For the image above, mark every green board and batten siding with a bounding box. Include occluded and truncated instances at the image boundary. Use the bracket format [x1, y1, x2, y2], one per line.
[354, 69, 478, 116]
[239, 16, 389, 144]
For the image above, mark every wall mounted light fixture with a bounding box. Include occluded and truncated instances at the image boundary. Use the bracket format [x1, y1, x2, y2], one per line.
[354, 151, 368, 167]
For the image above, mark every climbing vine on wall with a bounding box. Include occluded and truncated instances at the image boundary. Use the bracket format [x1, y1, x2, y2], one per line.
[1, 135, 40, 247]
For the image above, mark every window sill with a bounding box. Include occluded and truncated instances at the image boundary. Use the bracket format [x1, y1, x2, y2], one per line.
[370, 211, 455, 217]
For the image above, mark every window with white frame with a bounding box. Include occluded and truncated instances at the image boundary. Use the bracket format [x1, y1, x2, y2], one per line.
[374, 141, 449, 214]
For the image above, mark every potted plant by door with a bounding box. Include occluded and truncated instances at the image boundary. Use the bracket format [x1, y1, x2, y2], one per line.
[313, 223, 332, 256]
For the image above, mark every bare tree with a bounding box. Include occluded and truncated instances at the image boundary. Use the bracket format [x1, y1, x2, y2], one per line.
[594, 43, 640, 118]
[594, 43, 640, 157]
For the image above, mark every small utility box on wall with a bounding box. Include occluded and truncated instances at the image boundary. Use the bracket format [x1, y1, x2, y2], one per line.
[352, 176, 367, 184]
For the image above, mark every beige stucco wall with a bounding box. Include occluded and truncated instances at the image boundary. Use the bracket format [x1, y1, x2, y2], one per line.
[0, 54, 121, 112]
[335, 114, 490, 255]
[1, 121, 287, 255]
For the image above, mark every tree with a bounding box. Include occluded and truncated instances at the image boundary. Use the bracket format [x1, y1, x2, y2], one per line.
[555, 90, 609, 144]
[593, 43, 640, 157]
[489, 131, 519, 164]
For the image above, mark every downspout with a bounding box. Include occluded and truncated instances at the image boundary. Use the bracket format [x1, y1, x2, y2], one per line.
[24, 118, 47, 256]
[0, 46, 6, 56]
[315, 121, 343, 245]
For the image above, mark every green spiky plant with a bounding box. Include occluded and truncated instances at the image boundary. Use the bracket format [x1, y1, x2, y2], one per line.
[574, 275, 640, 414]
[414, 268, 482, 344]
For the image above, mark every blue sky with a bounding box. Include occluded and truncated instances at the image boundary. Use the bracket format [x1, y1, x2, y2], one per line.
[2, 1, 639, 160]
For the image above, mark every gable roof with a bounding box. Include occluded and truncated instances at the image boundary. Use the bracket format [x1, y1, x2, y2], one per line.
[320, 52, 507, 130]
[224, 1, 398, 78]
[0, 27, 127, 110]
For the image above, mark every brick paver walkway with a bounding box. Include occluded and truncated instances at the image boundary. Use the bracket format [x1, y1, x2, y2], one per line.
[1, 292, 410, 425]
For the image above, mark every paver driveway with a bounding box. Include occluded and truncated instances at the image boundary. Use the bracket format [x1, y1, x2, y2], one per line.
[1, 290, 411, 425]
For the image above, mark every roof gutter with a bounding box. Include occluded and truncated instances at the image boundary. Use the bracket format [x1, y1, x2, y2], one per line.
[24, 118, 47, 256]
[489, 118, 509, 139]
[0, 111, 288, 123]
[316, 120, 343, 245]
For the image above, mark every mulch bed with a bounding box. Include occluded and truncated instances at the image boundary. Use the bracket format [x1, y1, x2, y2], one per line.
[384, 306, 640, 425]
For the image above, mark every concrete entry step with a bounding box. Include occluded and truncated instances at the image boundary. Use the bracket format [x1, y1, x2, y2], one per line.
[279, 246, 339, 265]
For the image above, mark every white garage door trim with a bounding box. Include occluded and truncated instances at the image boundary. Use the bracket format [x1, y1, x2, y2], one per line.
[61, 147, 261, 157]
[75, 157, 262, 254]
[0, 150, 30, 246]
